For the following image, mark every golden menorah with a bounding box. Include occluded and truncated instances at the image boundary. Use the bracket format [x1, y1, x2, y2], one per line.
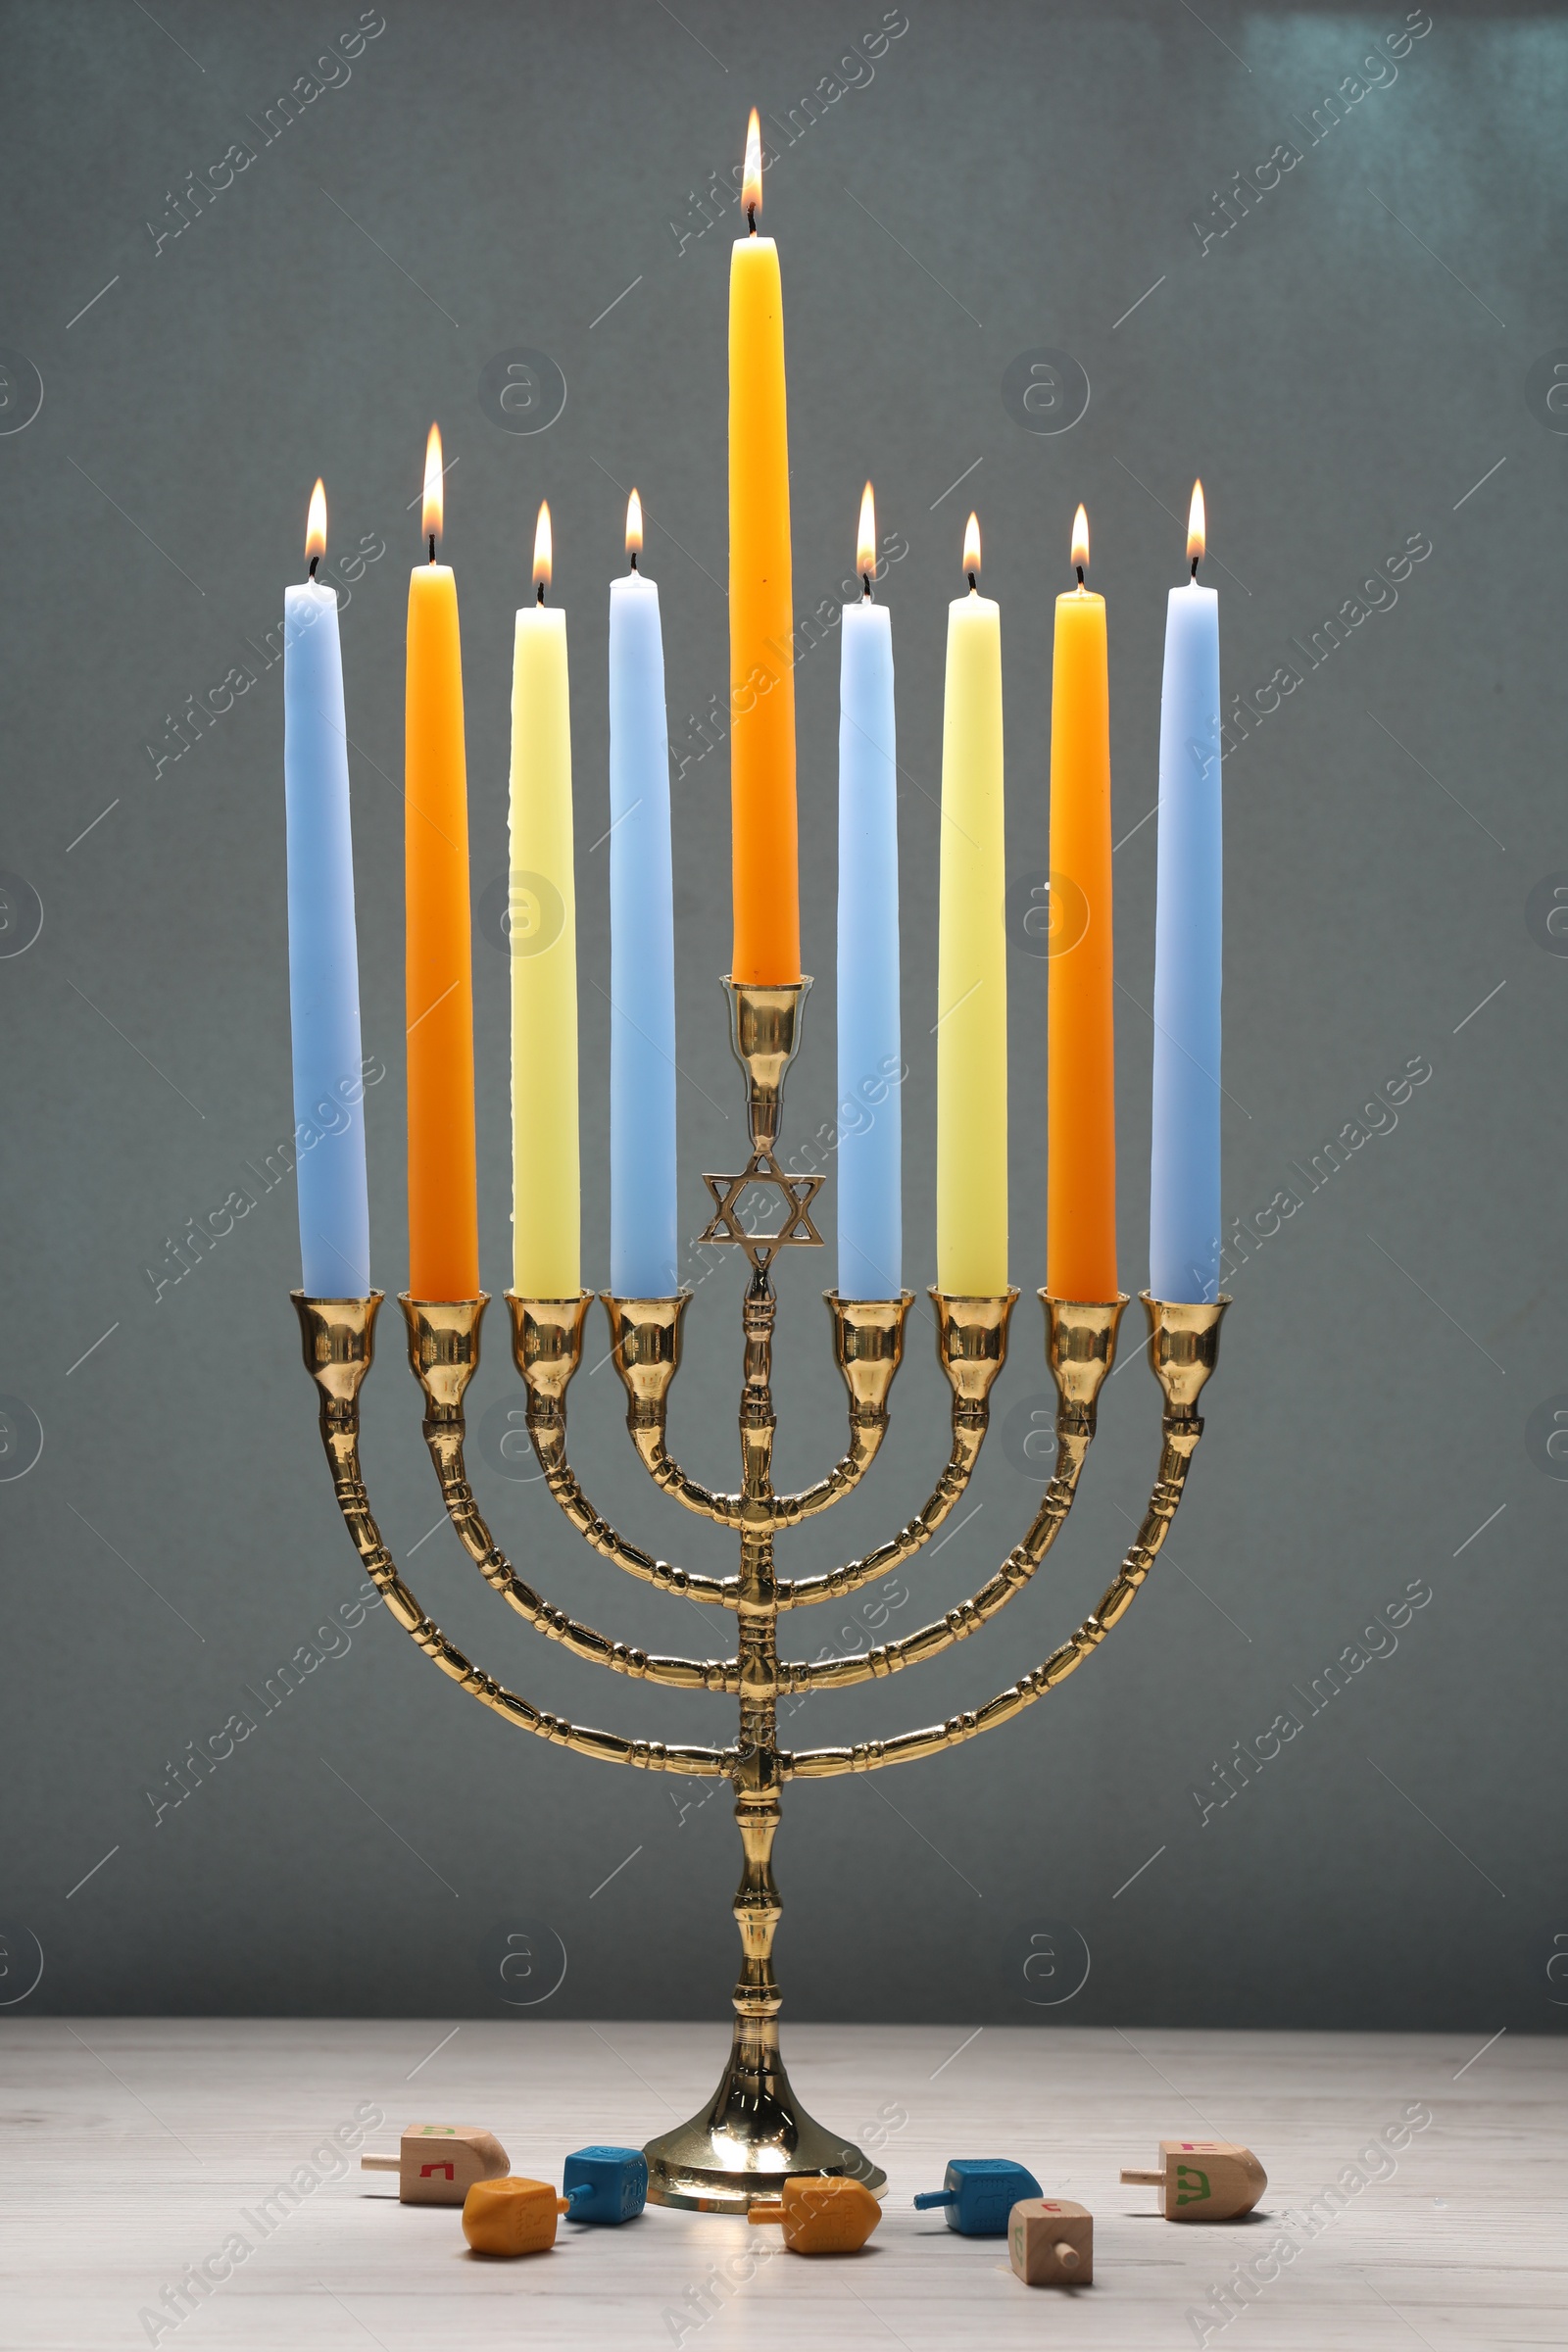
[293, 977, 1227, 2211]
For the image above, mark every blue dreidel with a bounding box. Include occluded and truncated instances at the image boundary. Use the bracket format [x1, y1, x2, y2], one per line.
[913, 2159, 1044, 2236]
[562, 2144, 648, 2225]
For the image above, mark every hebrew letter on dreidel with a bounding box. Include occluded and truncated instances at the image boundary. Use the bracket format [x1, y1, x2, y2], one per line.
[361, 2125, 510, 2205]
[1119, 2140, 1265, 2223]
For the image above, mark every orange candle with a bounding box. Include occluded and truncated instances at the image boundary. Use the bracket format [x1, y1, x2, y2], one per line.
[728, 107, 800, 984]
[405, 422, 478, 1300]
[1047, 504, 1117, 1301]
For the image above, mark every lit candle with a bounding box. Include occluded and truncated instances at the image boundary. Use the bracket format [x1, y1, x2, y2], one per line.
[1047, 504, 1117, 1302]
[608, 489, 677, 1298]
[405, 424, 478, 1301]
[511, 500, 580, 1298]
[1151, 482, 1222, 1303]
[837, 482, 901, 1300]
[729, 106, 800, 986]
[936, 513, 1006, 1298]
[284, 478, 370, 1298]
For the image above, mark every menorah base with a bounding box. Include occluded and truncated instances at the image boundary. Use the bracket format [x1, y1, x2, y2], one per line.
[642, 2027, 887, 2212]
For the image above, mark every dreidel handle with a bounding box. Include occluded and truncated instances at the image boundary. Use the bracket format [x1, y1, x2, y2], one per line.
[1120, 2169, 1162, 2184]
[748, 2199, 786, 2227]
[912, 2189, 955, 2209]
[361, 2154, 401, 2173]
[1055, 2241, 1081, 2269]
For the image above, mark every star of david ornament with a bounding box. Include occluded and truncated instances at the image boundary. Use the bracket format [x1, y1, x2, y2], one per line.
[698, 1146, 824, 1275]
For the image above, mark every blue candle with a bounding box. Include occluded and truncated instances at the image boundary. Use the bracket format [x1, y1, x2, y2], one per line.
[1150, 482, 1222, 1304]
[284, 482, 370, 1298]
[836, 485, 901, 1300]
[608, 495, 678, 1298]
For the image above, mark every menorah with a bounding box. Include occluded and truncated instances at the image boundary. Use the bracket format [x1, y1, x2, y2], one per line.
[293, 975, 1227, 2212]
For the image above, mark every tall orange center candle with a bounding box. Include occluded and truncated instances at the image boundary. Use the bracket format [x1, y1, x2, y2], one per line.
[405, 422, 479, 1299]
[728, 107, 801, 984]
[1047, 504, 1117, 1301]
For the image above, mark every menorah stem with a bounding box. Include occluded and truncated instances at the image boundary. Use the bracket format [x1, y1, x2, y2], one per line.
[643, 1246, 886, 2206]
[731, 1775, 782, 2029]
[717, 1763, 786, 2110]
[641, 989, 889, 2210]
[735, 1264, 783, 2043]
[741, 1266, 775, 1436]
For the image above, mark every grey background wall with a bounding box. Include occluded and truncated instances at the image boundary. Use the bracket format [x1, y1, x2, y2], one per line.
[2, 0, 1563, 2035]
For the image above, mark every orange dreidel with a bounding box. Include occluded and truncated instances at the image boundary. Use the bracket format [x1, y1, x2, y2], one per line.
[462, 2176, 572, 2256]
[1009, 2197, 1094, 2285]
[360, 2124, 509, 2205]
[1119, 2141, 1266, 2222]
[748, 2176, 882, 2254]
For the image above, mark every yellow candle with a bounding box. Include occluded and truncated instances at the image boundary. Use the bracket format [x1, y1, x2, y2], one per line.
[510, 501, 579, 1298]
[406, 423, 478, 1302]
[936, 513, 1007, 1297]
[728, 108, 800, 985]
[1047, 504, 1117, 1301]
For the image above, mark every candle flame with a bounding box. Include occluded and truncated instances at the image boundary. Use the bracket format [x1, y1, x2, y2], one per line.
[422, 423, 444, 545]
[305, 477, 326, 564]
[1071, 503, 1090, 574]
[626, 487, 643, 559]
[857, 481, 876, 582]
[1187, 478, 1205, 565]
[962, 510, 981, 582]
[533, 499, 553, 591]
[743, 107, 762, 220]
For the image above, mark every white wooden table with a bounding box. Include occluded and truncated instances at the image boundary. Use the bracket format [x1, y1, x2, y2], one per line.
[4, 2021, 1562, 2349]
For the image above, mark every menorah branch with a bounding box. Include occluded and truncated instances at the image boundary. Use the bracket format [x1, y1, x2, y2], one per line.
[778, 1296, 1126, 1689]
[401, 1296, 740, 1690]
[603, 1289, 913, 1528]
[780, 1296, 1228, 1776]
[292, 1292, 734, 1771]
[775, 1288, 1017, 1608]
[599, 1291, 747, 1527]
[508, 1291, 736, 1605]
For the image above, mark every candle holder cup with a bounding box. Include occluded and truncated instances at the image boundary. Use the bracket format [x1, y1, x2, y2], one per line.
[293, 974, 1228, 2211]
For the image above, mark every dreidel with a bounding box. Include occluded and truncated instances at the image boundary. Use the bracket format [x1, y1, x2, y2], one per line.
[360, 2124, 509, 2205]
[1120, 2141, 1266, 2222]
[748, 2176, 881, 2253]
[913, 2158, 1043, 2236]
[462, 2175, 572, 2256]
[562, 2144, 648, 2225]
[1009, 2197, 1094, 2285]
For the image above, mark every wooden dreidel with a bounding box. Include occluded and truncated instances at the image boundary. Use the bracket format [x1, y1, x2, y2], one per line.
[562, 2144, 648, 2225]
[1009, 2197, 1094, 2286]
[1120, 2141, 1266, 2222]
[747, 2176, 882, 2253]
[360, 2124, 509, 2205]
[913, 2158, 1043, 2236]
[462, 2176, 571, 2256]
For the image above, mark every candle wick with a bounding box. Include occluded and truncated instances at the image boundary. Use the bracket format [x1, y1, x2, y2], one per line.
[1075, 564, 1085, 587]
[1191, 555, 1200, 580]
[427, 532, 436, 564]
[861, 571, 872, 601]
[307, 554, 319, 580]
[536, 579, 545, 606]
[747, 203, 758, 233]
[966, 570, 977, 593]
[630, 550, 639, 571]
